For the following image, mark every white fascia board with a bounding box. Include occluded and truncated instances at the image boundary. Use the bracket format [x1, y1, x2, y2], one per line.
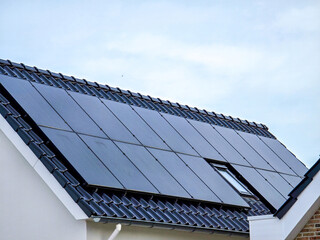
[249, 170, 320, 240]
[0, 115, 88, 220]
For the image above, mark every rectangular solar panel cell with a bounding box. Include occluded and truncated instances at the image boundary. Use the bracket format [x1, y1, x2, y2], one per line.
[280, 174, 302, 189]
[79, 135, 157, 193]
[40, 126, 123, 188]
[133, 106, 199, 156]
[70, 92, 139, 144]
[102, 99, 170, 150]
[232, 164, 286, 210]
[0, 75, 71, 131]
[161, 113, 224, 161]
[239, 132, 296, 175]
[215, 126, 273, 171]
[189, 120, 249, 166]
[257, 169, 293, 198]
[149, 148, 221, 203]
[33, 83, 106, 137]
[115, 142, 190, 198]
[259, 136, 308, 177]
[177, 154, 249, 207]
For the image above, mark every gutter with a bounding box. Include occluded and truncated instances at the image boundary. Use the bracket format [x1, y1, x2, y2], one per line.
[91, 216, 249, 238]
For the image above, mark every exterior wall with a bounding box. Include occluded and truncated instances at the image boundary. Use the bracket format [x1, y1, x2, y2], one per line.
[249, 168, 320, 240]
[295, 207, 320, 240]
[87, 221, 248, 240]
[0, 129, 87, 240]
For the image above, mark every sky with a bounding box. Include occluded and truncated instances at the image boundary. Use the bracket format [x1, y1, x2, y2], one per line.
[1, 0, 319, 167]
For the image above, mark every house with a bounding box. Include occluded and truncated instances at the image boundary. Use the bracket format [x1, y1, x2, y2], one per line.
[249, 158, 320, 240]
[0, 59, 308, 240]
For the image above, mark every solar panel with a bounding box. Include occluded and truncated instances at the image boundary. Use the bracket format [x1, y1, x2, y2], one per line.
[161, 113, 224, 161]
[149, 148, 222, 203]
[0, 76, 71, 131]
[257, 170, 293, 198]
[33, 83, 105, 137]
[232, 164, 286, 209]
[79, 135, 157, 193]
[102, 99, 169, 150]
[178, 154, 249, 207]
[280, 174, 302, 189]
[259, 136, 307, 177]
[70, 91, 139, 144]
[40, 126, 122, 188]
[133, 106, 198, 156]
[115, 142, 190, 198]
[215, 126, 273, 171]
[188, 119, 249, 166]
[238, 132, 296, 175]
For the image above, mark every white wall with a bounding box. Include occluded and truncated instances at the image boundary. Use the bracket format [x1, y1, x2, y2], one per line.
[0, 129, 86, 240]
[249, 169, 320, 240]
[87, 221, 247, 240]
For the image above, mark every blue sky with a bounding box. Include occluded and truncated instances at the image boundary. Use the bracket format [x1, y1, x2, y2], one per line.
[1, 0, 319, 167]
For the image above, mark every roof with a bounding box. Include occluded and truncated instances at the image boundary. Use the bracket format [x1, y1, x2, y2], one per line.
[0, 59, 308, 235]
[275, 158, 320, 218]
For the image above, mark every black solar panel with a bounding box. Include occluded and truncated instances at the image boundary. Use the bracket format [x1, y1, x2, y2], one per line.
[79, 135, 157, 192]
[178, 153, 249, 207]
[0, 76, 70, 131]
[161, 113, 224, 161]
[149, 148, 221, 202]
[257, 169, 293, 198]
[115, 142, 190, 198]
[33, 82, 106, 137]
[215, 126, 273, 170]
[40, 126, 123, 188]
[189, 119, 249, 166]
[70, 91, 139, 144]
[0, 73, 307, 209]
[232, 164, 286, 209]
[259, 136, 307, 177]
[280, 174, 302, 188]
[238, 132, 296, 175]
[133, 106, 198, 156]
[102, 98, 169, 150]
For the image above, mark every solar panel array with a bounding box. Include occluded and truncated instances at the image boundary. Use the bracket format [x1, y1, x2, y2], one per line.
[0, 73, 308, 210]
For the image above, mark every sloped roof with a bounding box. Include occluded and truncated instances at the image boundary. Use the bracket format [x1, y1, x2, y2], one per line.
[275, 158, 320, 218]
[0, 59, 308, 234]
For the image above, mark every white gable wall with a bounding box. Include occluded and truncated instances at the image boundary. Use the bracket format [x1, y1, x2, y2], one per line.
[0, 127, 86, 240]
[249, 169, 320, 240]
[87, 221, 248, 240]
